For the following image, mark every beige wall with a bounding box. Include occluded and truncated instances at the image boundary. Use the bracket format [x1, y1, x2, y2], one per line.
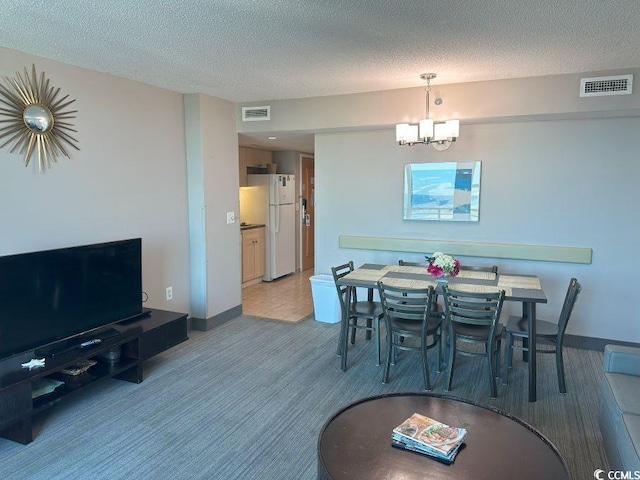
[0, 47, 191, 314]
[237, 68, 640, 133]
[237, 68, 640, 343]
[313, 120, 639, 342]
[2, 44, 638, 342]
[199, 95, 242, 319]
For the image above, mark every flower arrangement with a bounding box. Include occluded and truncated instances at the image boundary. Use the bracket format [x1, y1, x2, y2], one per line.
[426, 252, 460, 278]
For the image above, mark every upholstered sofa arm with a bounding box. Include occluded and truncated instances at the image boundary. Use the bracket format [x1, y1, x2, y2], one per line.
[603, 344, 640, 376]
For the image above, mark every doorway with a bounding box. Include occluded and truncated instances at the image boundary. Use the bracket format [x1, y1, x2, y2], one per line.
[301, 155, 315, 271]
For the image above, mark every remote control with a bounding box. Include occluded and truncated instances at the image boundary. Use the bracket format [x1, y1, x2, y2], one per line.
[80, 338, 102, 348]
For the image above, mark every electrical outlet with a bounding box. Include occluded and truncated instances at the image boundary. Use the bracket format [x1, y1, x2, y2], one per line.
[226, 211, 235, 224]
[165, 286, 173, 301]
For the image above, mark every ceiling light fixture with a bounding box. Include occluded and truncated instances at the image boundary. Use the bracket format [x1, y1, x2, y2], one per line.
[395, 73, 459, 151]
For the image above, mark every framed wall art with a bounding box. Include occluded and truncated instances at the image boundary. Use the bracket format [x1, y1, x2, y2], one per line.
[403, 161, 481, 222]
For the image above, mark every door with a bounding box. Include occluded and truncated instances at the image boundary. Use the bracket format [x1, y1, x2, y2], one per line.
[270, 203, 296, 279]
[272, 174, 295, 205]
[301, 155, 314, 271]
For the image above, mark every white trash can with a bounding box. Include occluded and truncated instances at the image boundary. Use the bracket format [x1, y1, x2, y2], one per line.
[310, 274, 342, 323]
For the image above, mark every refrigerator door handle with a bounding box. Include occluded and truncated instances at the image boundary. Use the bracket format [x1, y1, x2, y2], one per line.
[271, 175, 279, 206]
[274, 204, 280, 233]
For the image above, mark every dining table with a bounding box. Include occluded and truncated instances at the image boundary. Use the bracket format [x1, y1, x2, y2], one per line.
[336, 263, 548, 402]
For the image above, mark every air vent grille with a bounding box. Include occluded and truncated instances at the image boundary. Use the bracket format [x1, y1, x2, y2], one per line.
[242, 106, 271, 121]
[580, 74, 633, 97]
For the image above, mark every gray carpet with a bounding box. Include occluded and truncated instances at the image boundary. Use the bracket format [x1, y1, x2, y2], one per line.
[0, 314, 609, 479]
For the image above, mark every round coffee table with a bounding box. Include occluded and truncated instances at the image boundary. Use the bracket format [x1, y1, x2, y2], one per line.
[317, 392, 569, 480]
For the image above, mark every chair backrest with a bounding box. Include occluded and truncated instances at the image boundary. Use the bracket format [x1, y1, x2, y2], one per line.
[398, 259, 445, 317]
[556, 278, 581, 341]
[443, 286, 505, 330]
[331, 261, 357, 314]
[398, 259, 428, 267]
[378, 282, 435, 326]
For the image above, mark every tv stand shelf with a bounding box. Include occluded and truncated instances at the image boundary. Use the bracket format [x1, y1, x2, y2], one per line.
[0, 309, 187, 445]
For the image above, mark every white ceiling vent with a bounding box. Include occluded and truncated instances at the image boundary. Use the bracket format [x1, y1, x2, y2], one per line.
[580, 74, 633, 97]
[242, 105, 271, 121]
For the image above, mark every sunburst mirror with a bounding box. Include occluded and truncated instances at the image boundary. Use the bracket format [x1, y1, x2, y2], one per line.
[0, 64, 79, 173]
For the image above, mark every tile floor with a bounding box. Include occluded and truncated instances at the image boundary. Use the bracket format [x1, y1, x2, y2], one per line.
[242, 268, 315, 322]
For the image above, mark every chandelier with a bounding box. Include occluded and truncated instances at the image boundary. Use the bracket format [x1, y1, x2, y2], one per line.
[395, 73, 459, 150]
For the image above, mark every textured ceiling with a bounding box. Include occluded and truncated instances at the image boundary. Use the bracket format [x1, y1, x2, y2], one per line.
[2, 1, 639, 152]
[1, 0, 640, 104]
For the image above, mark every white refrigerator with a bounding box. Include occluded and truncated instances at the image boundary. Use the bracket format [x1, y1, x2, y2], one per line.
[242, 174, 296, 281]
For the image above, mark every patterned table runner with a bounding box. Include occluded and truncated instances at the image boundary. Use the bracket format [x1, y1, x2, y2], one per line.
[343, 269, 386, 282]
[498, 275, 541, 290]
[449, 283, 513, 296]
[383, 265, 428, 275]
[378, 277, 435, 289]
[457, 270, 497, 281]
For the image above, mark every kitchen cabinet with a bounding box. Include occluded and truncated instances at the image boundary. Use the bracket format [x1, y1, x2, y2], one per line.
[239, 147, 273, 187]
[242, 226, 265, 285]
[239, 147, 248, 187]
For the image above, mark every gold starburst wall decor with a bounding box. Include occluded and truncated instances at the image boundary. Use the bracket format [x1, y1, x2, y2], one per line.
[0, 64, 79, 173]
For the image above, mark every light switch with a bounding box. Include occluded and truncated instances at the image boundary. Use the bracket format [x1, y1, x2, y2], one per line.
[226, 211, 236, 224]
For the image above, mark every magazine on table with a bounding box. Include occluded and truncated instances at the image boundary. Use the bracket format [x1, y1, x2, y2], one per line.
[391, 412, 466, 463]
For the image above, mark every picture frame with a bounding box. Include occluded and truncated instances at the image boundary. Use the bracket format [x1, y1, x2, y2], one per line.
[403, 161, 481, 222]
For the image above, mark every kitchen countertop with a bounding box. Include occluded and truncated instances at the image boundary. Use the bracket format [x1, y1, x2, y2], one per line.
[240, 223, 265, 231]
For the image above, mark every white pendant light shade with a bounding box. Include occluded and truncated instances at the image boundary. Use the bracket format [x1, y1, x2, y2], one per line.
[407, 124, 418, 143]
[433, 122, 448, 141]
[446, 120, 460, 138]
[395, 73, 459, 149]
[396, 123, 420, 144]
[419, 119, 434, 140]
[395, 123, 409, 142]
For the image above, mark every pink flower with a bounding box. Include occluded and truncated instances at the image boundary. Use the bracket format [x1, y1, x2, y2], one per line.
[427, 263, 444, 277]
[451, 259, 460, 277]
[427, 253, 460, 278]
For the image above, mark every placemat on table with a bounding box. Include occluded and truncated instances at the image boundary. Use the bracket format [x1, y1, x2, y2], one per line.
[498, 275, 541, 290]
[344, 270, 386, 281]
[449, 283, 512, 296]
[384, 265, 428, 275]
[379, 277, 435, 289]
[456, 270, 497, 281]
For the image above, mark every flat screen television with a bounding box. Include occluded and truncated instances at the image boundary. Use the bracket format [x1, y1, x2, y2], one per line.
[0, 238, 144, 359]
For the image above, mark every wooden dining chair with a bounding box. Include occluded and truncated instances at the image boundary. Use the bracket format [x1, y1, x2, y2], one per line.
[502, 278, 581, 393]
[443, 286, 506, 398]
[331, 261, 384, 367]
[378, 282, 440, 390]
[398, 259, 427, 267]
[398, 259, 446, 371]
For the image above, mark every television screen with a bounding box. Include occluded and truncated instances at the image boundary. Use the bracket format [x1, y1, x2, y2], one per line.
[0, 238, 143, 359]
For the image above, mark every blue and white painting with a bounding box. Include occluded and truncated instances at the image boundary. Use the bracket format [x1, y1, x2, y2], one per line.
[403, 161, 481, 221]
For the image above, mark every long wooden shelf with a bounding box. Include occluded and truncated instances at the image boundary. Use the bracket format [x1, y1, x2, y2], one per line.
[338, 235, 593, 264]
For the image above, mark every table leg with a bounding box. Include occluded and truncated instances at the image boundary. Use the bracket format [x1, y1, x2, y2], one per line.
[340, 286, 353, 372]
[526, 301, 537, 402]
[521, 303, 529, 362]
[365, 288, 374, 340]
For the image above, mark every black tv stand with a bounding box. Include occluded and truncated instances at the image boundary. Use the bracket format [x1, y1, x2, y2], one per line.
[117, 307, 152, 325]
[35, 327, 122, 358]
[0, 308, 188, 444]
